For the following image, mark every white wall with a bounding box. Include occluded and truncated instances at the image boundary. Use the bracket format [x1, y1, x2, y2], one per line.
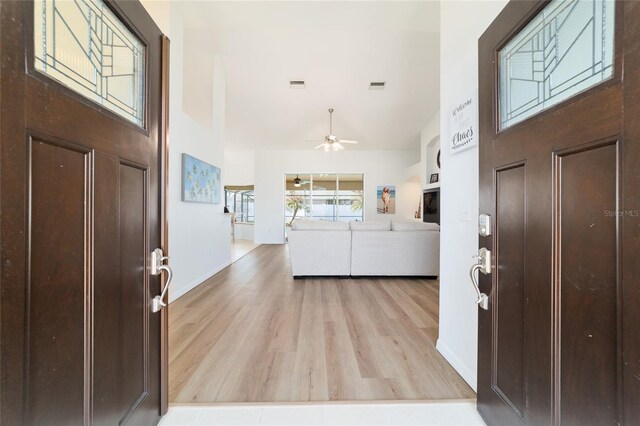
[254, 149, 419, 244]
[141, 1, 231, 303]
[182, 28, 215, 131]
[234, 223, 254, 242]
[437, 0, 507, 391]
[225, 149, 256, 185]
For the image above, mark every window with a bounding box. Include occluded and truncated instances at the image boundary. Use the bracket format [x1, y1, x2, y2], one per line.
[498, 0, 615, 130]
[284, 173, 364, 227]
[34, 0, 145, 126]
[224, 187, 254, 223]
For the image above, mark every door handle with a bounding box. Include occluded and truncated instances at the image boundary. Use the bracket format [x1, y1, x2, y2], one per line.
[150, 248, 173, 313]
[470, 248, 490, 310]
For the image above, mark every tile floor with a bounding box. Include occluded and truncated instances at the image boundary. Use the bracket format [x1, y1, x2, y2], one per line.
[159, 401, 486, 426]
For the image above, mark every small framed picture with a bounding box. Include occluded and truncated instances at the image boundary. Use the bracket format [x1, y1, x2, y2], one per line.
[430, 173, 439, 184]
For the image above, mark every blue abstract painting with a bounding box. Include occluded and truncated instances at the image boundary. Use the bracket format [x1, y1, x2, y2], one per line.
[181, 153, 221, 204]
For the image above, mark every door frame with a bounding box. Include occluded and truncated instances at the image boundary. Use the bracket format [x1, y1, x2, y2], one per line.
[160, 34, 171, 416]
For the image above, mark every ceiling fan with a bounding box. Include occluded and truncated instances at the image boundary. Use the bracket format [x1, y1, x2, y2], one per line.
[310, 108, 358, 151]
[292, 174, 310, 187]
[292, 173, 335, 187]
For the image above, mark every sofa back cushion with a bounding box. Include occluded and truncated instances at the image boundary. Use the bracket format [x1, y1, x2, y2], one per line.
[350, 220, 391, 231]
[291, 220, 350, 231]
[391, 220, 440, 231]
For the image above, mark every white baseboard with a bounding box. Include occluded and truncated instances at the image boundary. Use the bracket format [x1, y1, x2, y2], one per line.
[168, 261, 231, 303]
[436, 338, 477, 392]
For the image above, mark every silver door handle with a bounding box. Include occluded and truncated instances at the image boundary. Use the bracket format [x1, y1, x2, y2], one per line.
[152, 265, 173, 313]
[150, 248, 173, 313]
[470, 258, 489, 310]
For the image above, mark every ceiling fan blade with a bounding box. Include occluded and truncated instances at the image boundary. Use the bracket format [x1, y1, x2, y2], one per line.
[338, 139, 358, 144]
[314, 144, 325, 149]
[306, 140, 324, 143]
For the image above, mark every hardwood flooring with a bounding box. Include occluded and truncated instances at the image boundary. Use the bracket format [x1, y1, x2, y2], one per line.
[231, 240, 261, 263]
[169, 245, 474, 403]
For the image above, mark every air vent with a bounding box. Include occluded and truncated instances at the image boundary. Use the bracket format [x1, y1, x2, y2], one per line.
[290, 80, 306, 89]
[369, 81, 386, 90]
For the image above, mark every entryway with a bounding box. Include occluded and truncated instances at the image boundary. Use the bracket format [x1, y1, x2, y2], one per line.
[168, 245, 472, 403]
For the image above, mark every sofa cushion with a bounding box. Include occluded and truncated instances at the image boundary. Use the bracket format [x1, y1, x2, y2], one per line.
[350, 220, 391, 231]
[391, 220, 440, 231]
[291, 220, 350, 231]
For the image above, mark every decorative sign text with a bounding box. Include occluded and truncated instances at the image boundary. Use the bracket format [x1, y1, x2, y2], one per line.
[449, 95, 477, 154]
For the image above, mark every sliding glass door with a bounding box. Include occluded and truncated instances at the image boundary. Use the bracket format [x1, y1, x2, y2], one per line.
[284, 173, 364, 231]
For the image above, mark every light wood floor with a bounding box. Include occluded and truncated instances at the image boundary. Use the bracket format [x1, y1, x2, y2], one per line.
[231, 240, 260, 263]
[169, 245, 474, 403]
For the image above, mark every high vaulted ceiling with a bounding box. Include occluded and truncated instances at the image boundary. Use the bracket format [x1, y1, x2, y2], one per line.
[183, 1, 440, 151]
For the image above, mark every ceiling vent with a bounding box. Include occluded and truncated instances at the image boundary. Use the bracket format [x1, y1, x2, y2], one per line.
[369, 81, 386, 90]
[290, 80, 306, 89]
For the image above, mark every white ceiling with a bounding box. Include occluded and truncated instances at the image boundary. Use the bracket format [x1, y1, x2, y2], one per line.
[183, 1, 440, 151]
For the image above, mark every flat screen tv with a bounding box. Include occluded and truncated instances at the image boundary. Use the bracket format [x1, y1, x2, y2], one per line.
[423, 188, 440, 225]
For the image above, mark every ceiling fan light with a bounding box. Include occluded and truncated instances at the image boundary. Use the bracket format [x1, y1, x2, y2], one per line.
[324, 143, 330, 152]
[293, 175, 302, 187]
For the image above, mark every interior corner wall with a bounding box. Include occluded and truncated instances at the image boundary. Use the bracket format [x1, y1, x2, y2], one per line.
[141, 1, 231, 303]
[254, 150, 419, 244]
[438, 0, 508, 391]
[420, 111, 441, 189]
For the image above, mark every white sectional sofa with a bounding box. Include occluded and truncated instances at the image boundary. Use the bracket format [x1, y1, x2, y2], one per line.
[287, 219, 440, 277]
[287, 220, 352, 277]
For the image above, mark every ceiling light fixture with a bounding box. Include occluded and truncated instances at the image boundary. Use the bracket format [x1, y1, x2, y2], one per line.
[290, 80, 306, 89]
[308, 108, 358, 152]
[369, 81, 386, 90]
[293, 175, 302, 187]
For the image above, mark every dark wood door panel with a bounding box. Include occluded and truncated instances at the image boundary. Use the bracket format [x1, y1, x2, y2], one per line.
[494, 163, 526, 419]
[478, 2, 638, 425]
[621, 5, 640, 420]
[93, 152, 121, 426]
[27, 138, 90, 425]
[486, 85, 623, 170]
[25, 76, 151, 163]
[93, 155, 160, 425]
[1, 1, 165, 424]
[554, 141, 619, 426]
[118, 162, 149, 423]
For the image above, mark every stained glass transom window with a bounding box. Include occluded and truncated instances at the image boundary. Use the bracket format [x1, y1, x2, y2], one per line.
[499, 0, 615, 130]
[34, 0, 145, 126]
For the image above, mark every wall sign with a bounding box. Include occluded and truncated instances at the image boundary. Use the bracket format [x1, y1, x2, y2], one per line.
[448, 94, 478, 154]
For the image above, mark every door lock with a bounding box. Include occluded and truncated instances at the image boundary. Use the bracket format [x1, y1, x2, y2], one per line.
[479, 213, 491, 237]
[470, 248, 491, 310]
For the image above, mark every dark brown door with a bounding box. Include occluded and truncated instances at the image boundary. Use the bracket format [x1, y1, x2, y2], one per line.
[477, 1, 640, 425]
[1, 1, 167, 424]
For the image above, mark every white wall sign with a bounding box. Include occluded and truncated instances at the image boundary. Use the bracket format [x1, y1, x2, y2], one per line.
[448, 95, 477, 154]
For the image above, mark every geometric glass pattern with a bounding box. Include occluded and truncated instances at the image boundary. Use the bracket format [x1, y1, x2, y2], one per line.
[499, 0, 615, 130]
[34, 0, 145, 126]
